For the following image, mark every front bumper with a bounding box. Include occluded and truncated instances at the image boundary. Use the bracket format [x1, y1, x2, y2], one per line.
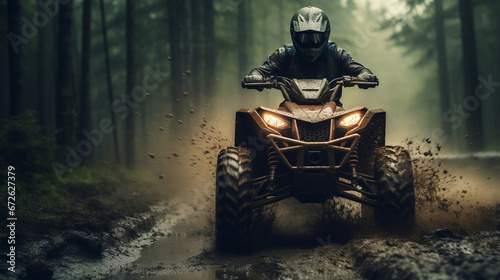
[267, 133, 360, 171]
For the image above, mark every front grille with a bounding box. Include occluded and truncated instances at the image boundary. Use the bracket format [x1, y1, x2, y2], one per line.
[297, 120, 331, 142]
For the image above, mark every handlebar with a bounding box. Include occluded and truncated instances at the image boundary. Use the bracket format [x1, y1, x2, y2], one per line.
[242, 76, 378, 103]
[242, 75, 378, 91]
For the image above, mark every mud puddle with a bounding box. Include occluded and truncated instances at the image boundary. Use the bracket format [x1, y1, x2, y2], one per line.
[104, 217, 213, 279]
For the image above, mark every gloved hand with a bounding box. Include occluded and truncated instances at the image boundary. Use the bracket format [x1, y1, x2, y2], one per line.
[244, 73, 264, 83]
[357, 73, 378, 89]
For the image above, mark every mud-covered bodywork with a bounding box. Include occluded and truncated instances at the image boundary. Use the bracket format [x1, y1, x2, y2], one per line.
[235, 102, 386, 204]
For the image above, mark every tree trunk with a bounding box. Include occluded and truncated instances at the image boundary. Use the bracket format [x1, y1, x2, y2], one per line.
[100, 0, 120, 163]
[72, 13, 80, 115]
[237, 1, 248, 78]
[56, 0, 76, 147]
[47, 0, 57, 136]
[6, 0, 24, 116]
[80, 0, 91, 148]
[489, 2, 500, 149]
[37, 2, 48, 133]
[434, 0, 451, 138]
[183, 0, 193, 99]
[203, 0, 215, 98]
[0, 1, 8, 120]
[168, 0, 182, 113]
[125, 0, 136, 168]
[458, 0, 484, 151]
[191, 0, 203, 106]
[495, 5, 500, 68]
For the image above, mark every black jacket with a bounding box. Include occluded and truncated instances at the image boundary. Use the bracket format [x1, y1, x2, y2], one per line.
[248, 42, 373, 105]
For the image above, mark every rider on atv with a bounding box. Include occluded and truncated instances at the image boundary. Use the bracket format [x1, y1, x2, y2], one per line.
[244, 6, 378, 107]
[217, 7, 414, 254]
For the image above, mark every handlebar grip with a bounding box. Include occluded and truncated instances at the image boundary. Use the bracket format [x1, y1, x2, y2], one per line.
[356, 81, 379, 87]
[242, 82, 273, 90]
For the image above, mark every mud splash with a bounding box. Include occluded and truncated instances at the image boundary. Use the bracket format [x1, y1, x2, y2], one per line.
[408, 138, 499, 235]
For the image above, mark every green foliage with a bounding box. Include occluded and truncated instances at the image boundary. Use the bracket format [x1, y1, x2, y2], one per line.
[0, 111, 156, 213]
[59, 165, 155, 198]
[59, 166, 118, 196]
[1, 164, 156, 217]
[0, 111, 58, 213]
[0, 111, 56, 180]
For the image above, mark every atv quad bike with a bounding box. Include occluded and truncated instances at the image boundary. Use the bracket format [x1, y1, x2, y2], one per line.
[216, 76, 415, 252]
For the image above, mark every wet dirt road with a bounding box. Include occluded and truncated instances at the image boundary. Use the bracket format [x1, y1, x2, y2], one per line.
[101, 152, 500, 280]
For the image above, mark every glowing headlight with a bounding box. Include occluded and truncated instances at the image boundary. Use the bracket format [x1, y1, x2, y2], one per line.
[339, 112, 362, 127]
[262, 112, 289, 129]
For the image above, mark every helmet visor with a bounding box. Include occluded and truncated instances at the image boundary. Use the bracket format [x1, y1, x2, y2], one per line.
[295, 31, 326, 48]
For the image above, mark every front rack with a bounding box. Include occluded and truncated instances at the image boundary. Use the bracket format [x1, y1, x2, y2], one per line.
[266, 133, 361, 171]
